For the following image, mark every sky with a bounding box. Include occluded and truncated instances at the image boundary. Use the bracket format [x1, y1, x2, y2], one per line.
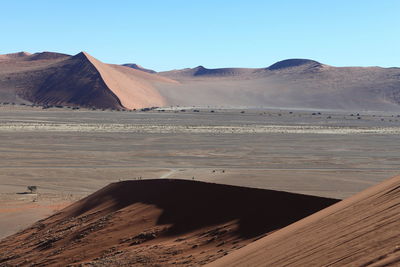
[1, 0, 399, 71]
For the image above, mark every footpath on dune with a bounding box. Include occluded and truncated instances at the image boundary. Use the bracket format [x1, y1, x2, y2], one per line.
[208, 175, 400, 267]
[0, 179, 338, 266]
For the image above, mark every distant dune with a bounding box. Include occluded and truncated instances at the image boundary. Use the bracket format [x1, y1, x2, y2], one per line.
[0, 179, 338, 266]
[159, 65, 257, 79]
[157, 60, 400, 111]
[0, 51, 172, 109]
[208, 175, 400, 267]
[0, 51, 32, 61]
[1, 51, 400, 110]
[27, 52, 70, 61]
[266, 58, 321, 70]
[123, 63, 156, 74]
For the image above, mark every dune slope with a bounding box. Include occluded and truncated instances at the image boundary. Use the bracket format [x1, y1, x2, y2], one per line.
[208, 175, 400, 267]
[0, 179, 338, 266]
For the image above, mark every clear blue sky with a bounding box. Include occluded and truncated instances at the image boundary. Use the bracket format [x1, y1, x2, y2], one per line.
[1, 0, 399, 71]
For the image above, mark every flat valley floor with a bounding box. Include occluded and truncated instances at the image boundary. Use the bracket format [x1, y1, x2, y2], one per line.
[1, 106, 400, 239]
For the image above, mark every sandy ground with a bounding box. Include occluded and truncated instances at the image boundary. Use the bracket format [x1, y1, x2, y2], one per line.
[0, 106, 400, 239]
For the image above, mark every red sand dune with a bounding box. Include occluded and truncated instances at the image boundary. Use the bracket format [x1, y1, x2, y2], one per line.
[0, 179, 337, 266]
[0, 51, 172, 109]
[208, 175, 400, 267]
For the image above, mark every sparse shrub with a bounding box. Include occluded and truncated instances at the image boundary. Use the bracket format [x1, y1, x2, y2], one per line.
[27, 185, 37, 194]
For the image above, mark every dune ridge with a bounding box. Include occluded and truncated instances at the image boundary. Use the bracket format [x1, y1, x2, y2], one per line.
[208, 175, 400, 267]
[0, 179, 338, 266]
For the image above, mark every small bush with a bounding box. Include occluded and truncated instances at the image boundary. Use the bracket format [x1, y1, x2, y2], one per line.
[27, 185, 37, 194]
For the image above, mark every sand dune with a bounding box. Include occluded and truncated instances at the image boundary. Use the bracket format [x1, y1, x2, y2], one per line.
[159, 65, 258, 79]
[0, 179, 337, 266]
[27, 52, 70, 61]
[82, 52, 168, 109]
[157, 59, 400, 111]
[0, 51, 172, 109]
[267, 58, 321, 70]
[123, 63, 156, 74]
[159, 59, 322, 80]
[0, 51, 32, 61]
[208, 175, 400, 266]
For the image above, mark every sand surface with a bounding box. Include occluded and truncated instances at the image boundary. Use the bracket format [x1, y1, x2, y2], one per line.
[208, 175, 400, 267]
[0, 179, 338, 266]
[0, 107, 399, 240]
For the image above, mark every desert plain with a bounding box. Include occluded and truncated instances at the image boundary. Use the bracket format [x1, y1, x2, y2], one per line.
[1, 105, 400, 241]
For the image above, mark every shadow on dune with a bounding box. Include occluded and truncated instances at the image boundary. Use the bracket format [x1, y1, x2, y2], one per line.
[64, 179, 339, 238]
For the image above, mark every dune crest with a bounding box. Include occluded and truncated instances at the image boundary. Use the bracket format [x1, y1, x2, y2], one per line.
[208, 175, 400, 267]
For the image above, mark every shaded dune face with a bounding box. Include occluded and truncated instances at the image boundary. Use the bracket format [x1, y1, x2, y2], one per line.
[0, 179, 338, 266]
[25, 52, 124, 109]
[65, 179, 338, 237]
[208, 175, 400, 267]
